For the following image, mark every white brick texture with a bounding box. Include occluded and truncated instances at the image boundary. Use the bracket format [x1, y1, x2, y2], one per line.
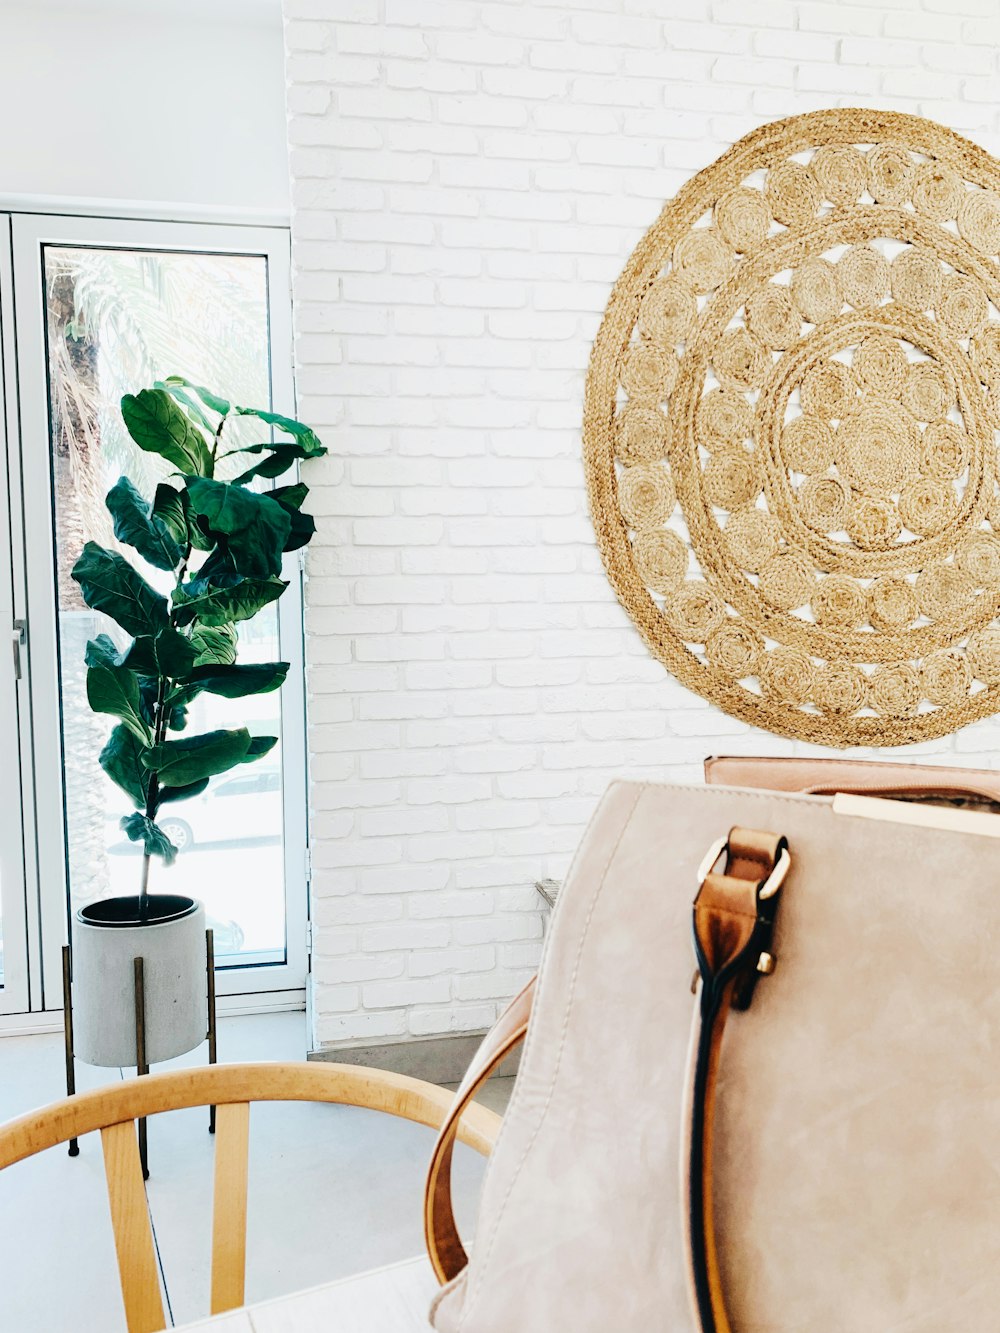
[283, 0, 1000, 1052]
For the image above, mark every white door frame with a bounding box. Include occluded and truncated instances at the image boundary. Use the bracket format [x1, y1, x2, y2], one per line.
[0, 214, 34, 1016]
[9, 211, 308, 1010]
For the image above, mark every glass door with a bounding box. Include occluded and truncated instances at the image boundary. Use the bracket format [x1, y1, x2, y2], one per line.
[0, 215, 32, 1016]
[11, 213, 307, 1008]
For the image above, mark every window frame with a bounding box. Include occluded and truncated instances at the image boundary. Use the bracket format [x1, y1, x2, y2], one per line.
[7, 210, 309, 1012]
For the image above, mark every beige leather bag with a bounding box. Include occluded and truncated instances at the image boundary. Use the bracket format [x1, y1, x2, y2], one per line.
[425, 760, 1000, 1331]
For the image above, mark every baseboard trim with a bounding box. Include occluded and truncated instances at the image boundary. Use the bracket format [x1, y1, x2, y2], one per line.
[0, 991, 306, 1039]
[307, 1029, 520, 1085]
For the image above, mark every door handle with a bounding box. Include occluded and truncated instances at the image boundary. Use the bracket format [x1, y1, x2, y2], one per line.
[11, 619, 25, 679]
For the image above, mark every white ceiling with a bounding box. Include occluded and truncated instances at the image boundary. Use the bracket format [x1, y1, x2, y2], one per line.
[0, 0, 282, 24]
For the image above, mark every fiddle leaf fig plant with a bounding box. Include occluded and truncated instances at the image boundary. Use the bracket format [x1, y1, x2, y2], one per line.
[70, 379, 326, 918]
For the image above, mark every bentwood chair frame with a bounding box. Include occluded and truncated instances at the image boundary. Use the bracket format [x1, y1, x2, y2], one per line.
[0, 1061, 500, 1333]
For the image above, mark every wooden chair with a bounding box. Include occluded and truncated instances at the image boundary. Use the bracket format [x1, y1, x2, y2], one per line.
[0, 1061, 500, 1333]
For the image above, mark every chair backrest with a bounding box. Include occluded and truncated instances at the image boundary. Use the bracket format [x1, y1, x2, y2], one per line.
[0, 1061, 500, 1333]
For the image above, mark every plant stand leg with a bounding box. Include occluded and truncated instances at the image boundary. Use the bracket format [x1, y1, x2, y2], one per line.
[206, 928, 217, 1134]
[134, 956, 149, 1181]
[62, 945, 79, 1158]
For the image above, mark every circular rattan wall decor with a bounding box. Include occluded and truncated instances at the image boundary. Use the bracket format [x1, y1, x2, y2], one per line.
[584, 109, 1000, 747]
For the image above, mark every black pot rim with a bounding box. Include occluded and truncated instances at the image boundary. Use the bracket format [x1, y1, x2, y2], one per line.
[76, 894, 199, 929]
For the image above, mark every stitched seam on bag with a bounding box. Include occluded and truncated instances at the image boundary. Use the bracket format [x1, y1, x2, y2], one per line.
[693, 783, 835, 811]
[456, 780, 648, 1330]
[429, 1269, 467, 1323]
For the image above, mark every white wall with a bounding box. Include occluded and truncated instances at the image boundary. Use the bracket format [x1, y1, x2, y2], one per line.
[284, 0, 1000, 1052]
[0, 0, 288, 211]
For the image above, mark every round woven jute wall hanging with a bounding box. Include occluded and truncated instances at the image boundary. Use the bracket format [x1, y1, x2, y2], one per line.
[584, 108, 1000, 747]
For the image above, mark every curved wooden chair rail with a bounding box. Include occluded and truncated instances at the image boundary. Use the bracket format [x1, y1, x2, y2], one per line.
[0, 1060, 501, 1333]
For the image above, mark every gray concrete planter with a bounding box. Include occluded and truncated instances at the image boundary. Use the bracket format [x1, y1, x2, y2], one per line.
[72, 894, 208, 1067]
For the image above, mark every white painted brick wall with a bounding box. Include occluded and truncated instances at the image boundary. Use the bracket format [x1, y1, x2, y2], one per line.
[282, 0, 1000, 1052]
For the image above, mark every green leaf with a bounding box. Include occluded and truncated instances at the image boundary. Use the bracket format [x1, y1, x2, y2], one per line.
[158, 778, 210, 805]
[187, 519, 216, 556]
[270, 483, 307, 510]
[190, 623, 238, 667]
[106, 476, 184, 572]
[142, 727, 254, 785]
[85, 633, 129, 671]
[185, 477, 291, 578]
[188, 546, 240, 589]
[187, 662, 288, 698]
[153, 627, 196, 679]
[171, 576, 287, 628]
[121, 389, 213, 476]
[234, 407, 324, 455]
[244, 735, 277, 762]
[269, 483, 315, 552]
[231, 439, 327, 486]
[87, 662, 151, 743]
[120, 813, 178, 866]
[121, 637, 157, 675]
[133, 676, 193, 729]
[137, 678, 157, 728]
[283, 511, 315, 553]
[231, 453, 297, 484]
[72, 542, 169, 638]
[226, 409, 326, 485]
[154, 379, 214, 431]
[151, 484, 188, 546]
[167, 702, 189, 731]
[162, 376, 231, 417]
[99, 725, 151, 807]
[152, 483, 212, 553]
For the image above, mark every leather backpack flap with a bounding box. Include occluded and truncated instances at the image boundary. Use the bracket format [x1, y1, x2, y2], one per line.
[704, 754, 1000, 812]
[433, 779, 1000, 1332]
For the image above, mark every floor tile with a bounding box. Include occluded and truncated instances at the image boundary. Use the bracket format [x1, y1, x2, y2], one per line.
[0, 1033, 129, 1331]
[0, 1013, 513, 1330]
[0, 1124, 131, 1332]
[148, 1093, 490, 1326]
[0, 1029, 120, 1121]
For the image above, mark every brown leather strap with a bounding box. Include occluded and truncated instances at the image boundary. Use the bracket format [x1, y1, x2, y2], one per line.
[704, 754, 1000, 809]
[424, 977, 536, 1284]
[683, 828, 789, 1333]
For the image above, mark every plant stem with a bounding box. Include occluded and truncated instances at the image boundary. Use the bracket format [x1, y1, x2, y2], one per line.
[135, 409, 228, 923]
[139, 673, 170, 924]
[139, 851, 152, 917]
[137, 542, 194, 924]
[211, 413, 227, 472]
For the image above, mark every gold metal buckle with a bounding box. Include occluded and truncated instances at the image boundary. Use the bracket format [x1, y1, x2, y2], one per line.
[759, 847, 791, 900]
[696, 838, 791, 901]
[696, 836, 729, 886]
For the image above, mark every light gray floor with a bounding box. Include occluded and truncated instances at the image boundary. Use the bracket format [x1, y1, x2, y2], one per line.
[0, 1012, 513, 1332]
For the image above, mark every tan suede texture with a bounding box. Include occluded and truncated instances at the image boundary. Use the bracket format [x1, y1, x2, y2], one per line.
[431, 780, 1000, 1332]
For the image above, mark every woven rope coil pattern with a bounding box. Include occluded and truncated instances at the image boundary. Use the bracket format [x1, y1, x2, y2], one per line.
[583, 110, 1000, 747]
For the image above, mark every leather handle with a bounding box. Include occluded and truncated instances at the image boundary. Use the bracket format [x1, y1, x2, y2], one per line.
[424, 977, 536, 1284]
[704, 754, 1000, 808]
[682, 829, 789, 1333]
[802, 782, 999, 804]
[682, 978, 738, 1333]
